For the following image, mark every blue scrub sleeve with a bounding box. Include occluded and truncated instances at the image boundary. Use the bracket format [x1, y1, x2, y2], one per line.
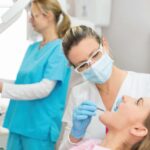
[43, 46, 68, 82]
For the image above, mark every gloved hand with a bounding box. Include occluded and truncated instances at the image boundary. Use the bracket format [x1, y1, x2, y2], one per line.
[70, 100, 97, 139]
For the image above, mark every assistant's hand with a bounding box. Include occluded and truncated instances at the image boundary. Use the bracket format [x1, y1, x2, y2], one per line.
[70, 100, 97, 140]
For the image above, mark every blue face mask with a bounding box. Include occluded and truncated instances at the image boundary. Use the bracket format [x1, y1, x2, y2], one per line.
[81, 52, 113, 84]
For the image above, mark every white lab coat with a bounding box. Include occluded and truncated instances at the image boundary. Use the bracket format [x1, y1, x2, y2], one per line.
[58, 71, 150, 150]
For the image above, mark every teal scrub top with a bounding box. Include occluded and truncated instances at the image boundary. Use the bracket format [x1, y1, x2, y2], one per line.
[3, 39, 71, 142]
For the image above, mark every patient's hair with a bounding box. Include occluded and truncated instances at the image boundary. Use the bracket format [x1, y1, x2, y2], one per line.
[131, 113, 150, 150]
[33, 0, 71, 38]
[62, 25, 102, 61]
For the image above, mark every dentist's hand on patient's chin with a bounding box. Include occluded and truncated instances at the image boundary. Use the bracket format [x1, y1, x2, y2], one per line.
[69, 100, 97, 143]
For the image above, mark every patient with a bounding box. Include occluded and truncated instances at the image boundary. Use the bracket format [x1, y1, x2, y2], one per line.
[70, 96, 150, 150]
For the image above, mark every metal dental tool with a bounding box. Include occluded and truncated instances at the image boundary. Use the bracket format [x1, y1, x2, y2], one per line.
[97, 107, 105, 112]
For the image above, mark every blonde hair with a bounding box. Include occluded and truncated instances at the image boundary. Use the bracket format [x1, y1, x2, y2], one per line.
[131, 113, 150, 150]
[62, 25, 102, 60]
[33, 0, 71, 38]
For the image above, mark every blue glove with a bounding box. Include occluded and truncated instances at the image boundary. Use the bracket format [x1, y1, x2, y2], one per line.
[70, 100, 97, 139]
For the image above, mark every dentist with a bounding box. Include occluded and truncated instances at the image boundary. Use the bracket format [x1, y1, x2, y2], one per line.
[59, 25, 150, 149]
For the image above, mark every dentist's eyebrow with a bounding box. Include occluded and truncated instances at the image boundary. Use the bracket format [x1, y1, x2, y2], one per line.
[75, 47, 99, 66]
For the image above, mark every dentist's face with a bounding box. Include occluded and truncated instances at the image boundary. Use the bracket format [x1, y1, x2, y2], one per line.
[100, 96, 150, 130]
[68, 37, 100, 68]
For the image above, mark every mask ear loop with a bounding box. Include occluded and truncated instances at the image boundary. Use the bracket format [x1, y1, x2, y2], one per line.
[99, 44, 103, 49]
[99, 44, 105, 55]
[100, 43, 114, 62]
[101, 38, 113, 59]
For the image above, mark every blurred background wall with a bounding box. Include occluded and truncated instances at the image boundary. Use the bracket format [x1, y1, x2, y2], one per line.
[102, 0, 150, 73]
[68, 0, 150, 73]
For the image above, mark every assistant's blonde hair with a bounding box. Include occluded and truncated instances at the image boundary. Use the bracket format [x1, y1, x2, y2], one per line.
[33, 0, 71, 38]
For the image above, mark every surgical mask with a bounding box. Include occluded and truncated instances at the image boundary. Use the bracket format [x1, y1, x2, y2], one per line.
[81, 52, 113, 84]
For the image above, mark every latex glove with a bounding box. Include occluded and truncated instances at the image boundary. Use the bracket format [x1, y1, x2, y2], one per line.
[70, 100, 97, 139]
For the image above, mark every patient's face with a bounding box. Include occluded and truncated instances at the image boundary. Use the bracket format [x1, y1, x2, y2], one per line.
[100, 96, 150, 130]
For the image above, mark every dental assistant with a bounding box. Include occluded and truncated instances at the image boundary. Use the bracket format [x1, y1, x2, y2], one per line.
[59, 25, 150, 150]
[0, 0, 71, 150]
